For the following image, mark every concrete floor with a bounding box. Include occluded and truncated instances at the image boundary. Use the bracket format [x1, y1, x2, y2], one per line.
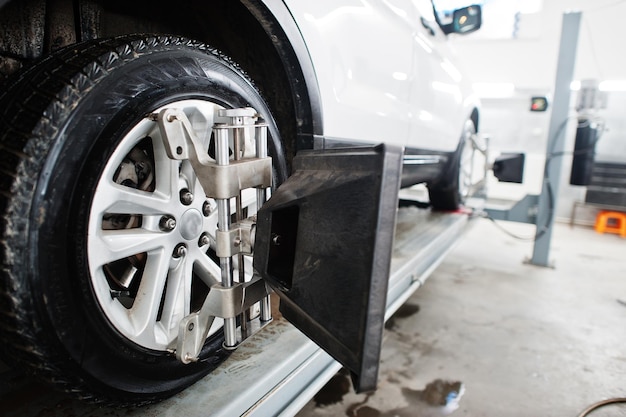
[296, 219, 626, 417]
[1, 218, 625, 416]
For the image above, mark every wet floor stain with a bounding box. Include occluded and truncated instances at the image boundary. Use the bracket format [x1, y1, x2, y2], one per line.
[346, 394, 378, 417]
[314, 371, 351, 407]
[417, 379, 464, 407]
[351, 405, 380, 417]
[345, 379, 464, 417]
[385, 303, 420, 330]
[394, 303, 421, 318]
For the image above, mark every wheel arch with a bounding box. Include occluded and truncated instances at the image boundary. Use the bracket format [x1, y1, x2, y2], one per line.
[0, 0, 323, 169]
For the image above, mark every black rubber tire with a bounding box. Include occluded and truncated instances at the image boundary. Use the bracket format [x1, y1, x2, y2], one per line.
[0, 35, 286, 406]
[428, 121, 476, 211]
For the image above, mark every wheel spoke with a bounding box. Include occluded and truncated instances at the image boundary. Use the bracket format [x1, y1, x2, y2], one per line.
[152, 134, 184, 198]
[158, 255, 193, 340]
[193, 250, 222, 288]
[92, 180, 171, 216]
[182, 160, 200, 196]
[91, 228, 174, 266]
[128, 248, 170, 338]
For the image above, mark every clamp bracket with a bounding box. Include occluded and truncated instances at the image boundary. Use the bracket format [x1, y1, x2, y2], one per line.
[175, 276, 272, 363]
[156, 108, 272, 199]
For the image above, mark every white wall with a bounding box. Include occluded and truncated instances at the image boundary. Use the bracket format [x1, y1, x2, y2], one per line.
[449, 0, 626, 224]
[454, 0, 626, 88]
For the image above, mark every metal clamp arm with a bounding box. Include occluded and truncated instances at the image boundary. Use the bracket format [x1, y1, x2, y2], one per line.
[156, 108, 214, 165]
[175, 276, 271, 363]
[156, 108, 272, 199]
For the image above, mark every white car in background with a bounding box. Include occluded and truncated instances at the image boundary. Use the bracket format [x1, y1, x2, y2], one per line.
[0, 0, 481, 406]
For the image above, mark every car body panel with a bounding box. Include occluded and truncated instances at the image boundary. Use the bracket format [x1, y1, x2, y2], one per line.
[282, 0, 479, 152]
[0, 0, 483, 407]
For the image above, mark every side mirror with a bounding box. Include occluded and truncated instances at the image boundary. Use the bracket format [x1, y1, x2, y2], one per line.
[439, 5, 482, 35]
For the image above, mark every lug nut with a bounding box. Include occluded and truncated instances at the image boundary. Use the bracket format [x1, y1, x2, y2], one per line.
[180, 189, 194, 205]
[173, 243, 187, 258]
[198, 233, 212, 247]
[202, 201, 213, 217]
[160, 216, 177, 231]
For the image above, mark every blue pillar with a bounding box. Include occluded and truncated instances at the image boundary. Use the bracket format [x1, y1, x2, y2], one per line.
[530, 12, 582, 267]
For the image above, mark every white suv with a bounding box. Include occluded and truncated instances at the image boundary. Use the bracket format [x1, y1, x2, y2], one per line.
[0, 0, 481, 406]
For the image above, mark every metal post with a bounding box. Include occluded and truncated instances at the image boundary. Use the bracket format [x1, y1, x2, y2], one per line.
[231, 115, 250, 338]
[530, 11, 581, 267]
[214, 124, 238, 347]
[255, 119, 272, 322]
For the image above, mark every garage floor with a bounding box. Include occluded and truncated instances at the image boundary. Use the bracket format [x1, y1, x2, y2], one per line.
[296, 219, 626, 417]
[1, 218, 625, 416]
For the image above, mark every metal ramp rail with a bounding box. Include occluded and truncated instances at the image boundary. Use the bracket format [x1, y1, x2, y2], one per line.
[1, 205, 476, 417]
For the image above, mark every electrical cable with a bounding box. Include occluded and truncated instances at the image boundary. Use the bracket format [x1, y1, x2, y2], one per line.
[480, 213, 537, 241]
[483, 117, 571, 241]
[484, 115, 604, 242]
[576, 397, 626, 417]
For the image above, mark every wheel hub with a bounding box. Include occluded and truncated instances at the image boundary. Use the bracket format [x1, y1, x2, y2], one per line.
[179, 209, 204, 240]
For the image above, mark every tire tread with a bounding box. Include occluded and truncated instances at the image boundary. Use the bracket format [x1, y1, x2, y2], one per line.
[0, 34, 244, 406]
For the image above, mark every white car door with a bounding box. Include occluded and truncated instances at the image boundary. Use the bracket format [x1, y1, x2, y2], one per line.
[283, 0, 419, 147]
[410, 0, 475, 152]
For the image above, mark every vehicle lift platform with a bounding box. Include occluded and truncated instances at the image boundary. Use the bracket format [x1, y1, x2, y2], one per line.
[0, 191, 480, 417]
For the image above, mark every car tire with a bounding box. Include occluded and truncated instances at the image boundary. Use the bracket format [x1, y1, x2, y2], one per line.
[428, 120, 477, 211]
[0, 35, 286, 406]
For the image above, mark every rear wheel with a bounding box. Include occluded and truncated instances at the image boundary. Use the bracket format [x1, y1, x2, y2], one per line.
[428, 120, 477, 211]
[0, 35, 286, 405]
